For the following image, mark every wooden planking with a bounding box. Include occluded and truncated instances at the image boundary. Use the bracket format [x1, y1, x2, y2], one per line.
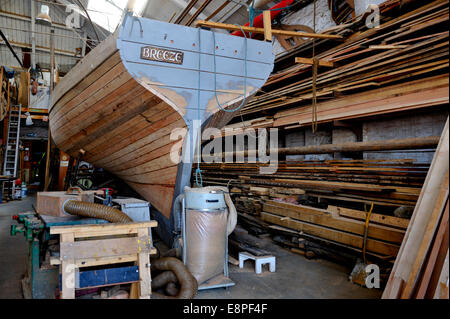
[60, 233, 75, 299]
[383, 118, 449, 299]
[137, 228, 151, 299]
[263, 201, 405, 244]
[261, 212, 400, 256]
[328, 205, 410, 230]
[79, 102, 176, 159]
[51, 32, 119, 111]
[126, 183, 176, 218]
[272, 76, 449, 127]
[113, 153, 177, 176]
[415, 200, 449, 298]
[52, 58, 127, 125]
[51, 254, 139, 267]
[51, 221, 158, 235]
[53, 221, 157, 299]
[55, 79, 148, 141]
[89, 115, 185, 164]
[60, 236, 150, 260]
[107, 140, 179, 172]
[54, 84, 150, 151]
[51, 64, 132, 132]
[63, 91, 162, 155]
[118, 166, 178, 185]
[51, 51, 122, 116]
[232, 0, 449, 125]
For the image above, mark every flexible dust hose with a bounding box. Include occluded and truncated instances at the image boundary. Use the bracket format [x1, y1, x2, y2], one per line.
[150, 257, 198, 299]
[63, 200, 133, 223]
[152, 271, 177, 290]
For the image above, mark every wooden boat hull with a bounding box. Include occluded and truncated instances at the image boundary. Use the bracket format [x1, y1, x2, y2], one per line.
[50, 14, 274, 241]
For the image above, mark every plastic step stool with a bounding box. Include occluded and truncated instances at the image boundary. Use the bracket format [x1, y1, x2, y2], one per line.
[239, 252, 276, 274]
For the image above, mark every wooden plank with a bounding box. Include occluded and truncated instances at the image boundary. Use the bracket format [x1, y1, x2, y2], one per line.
[263, 201, 405, 244]
[295, 57, 334, 67]
[50, 33, 119, 110]
[261, 212, 399, 256]
[328, 205, 410, 229]
[194, 20, 344, 39]
[415, 200, 449, 298]
[433, 250, 449, 299]
[383, 118, 449, 299]
[51, 254, 138, 267]
[60, 233, 75, 299]
[401, 174, 449, 298]
[60, 236, 152, 260]
[50, 221, 157, 235]
[137, 228, 151, 299]
[263, 11, 272, 42]
[369, 45, 409, 49]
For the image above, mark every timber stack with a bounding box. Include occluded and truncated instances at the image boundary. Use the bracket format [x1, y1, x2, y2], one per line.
[196, 0, 449, 270]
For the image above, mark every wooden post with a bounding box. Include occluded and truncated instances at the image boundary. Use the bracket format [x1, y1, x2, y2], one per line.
[263, 11, 272, 42]
[137, 228, 151, 299]
[44, 29, 55, 191]
[60, 233, 76, 299]
[295, 57, 334, 67]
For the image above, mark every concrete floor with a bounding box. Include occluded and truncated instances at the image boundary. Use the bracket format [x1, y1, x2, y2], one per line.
[0, 196, 381, 299]
[0, 196, 31, 299]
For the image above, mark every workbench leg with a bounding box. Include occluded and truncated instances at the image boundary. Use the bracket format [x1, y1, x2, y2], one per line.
[60, 233, 76, 299]
[137, 228, 151, 299]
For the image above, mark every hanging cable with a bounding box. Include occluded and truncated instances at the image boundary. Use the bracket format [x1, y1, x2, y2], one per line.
[195, 27, 203, 187]
[212, 25, 248, 113]
[363, 202, 374, 264]
[311, 0, 318, 134]
[75, 0, 101, 43]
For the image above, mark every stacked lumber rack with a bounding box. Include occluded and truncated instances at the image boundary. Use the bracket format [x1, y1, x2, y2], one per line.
[199, 159, 429, 209]
[198, 158, 426, 264]
[190, 0, 449, 276]
[50, 221, 158, 299]
[226, 0, 448, 127]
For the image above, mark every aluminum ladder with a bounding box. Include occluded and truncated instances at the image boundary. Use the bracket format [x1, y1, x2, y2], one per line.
[2, 104, 22, 200]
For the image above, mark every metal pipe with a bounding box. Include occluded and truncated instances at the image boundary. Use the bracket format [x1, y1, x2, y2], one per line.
[49, 29, 55, 91]
[0, 30, 24, 68]
[31, 0, 36, 69]
[182, 196, 187, 265]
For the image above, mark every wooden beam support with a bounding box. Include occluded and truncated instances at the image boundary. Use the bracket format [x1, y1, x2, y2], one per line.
[263, 11, 272, 42]
[295, 57, 334, 67]
[194, 20, 344, 40]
